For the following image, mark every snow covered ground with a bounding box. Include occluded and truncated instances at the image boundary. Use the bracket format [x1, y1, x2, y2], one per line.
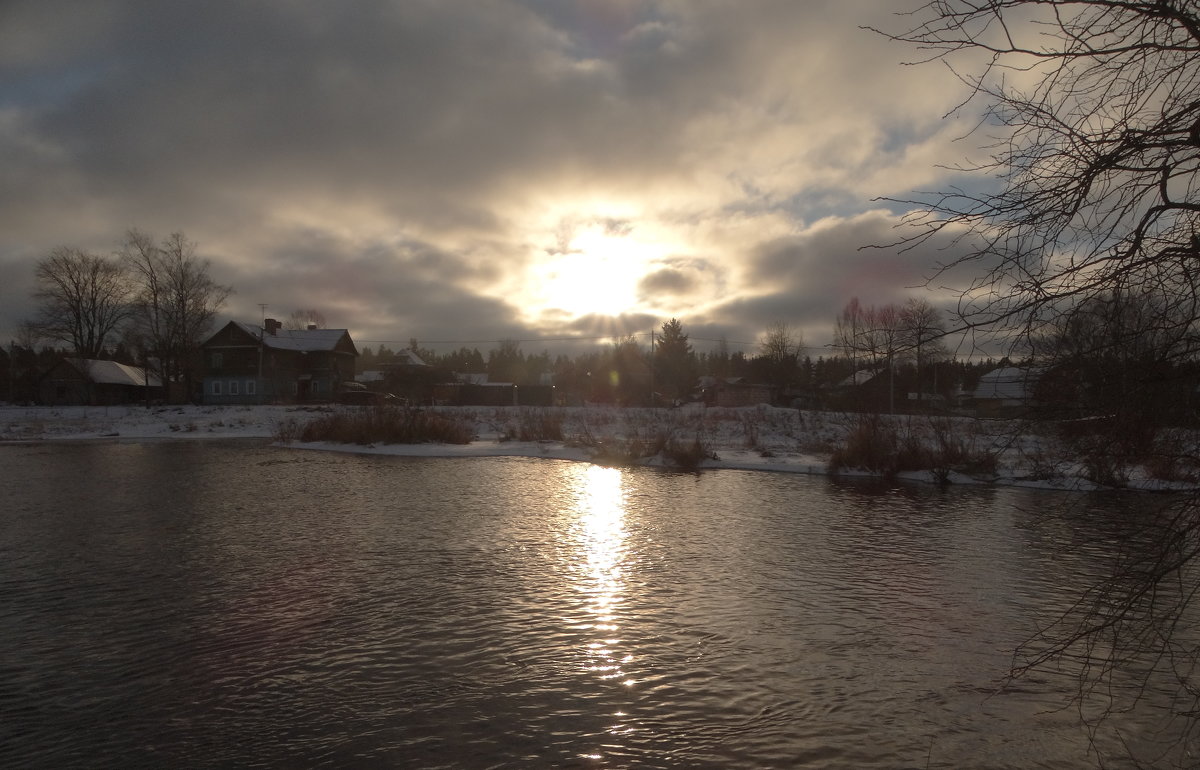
[0, 402, 1192, 492]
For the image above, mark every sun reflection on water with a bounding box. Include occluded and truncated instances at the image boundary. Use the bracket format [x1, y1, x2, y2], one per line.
[569, 464, 633, 686]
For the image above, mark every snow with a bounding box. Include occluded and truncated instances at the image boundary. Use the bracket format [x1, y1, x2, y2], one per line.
[232, 321, 351, 352]
[69, 359, 164, 388]
[1, 403, 1194, 492]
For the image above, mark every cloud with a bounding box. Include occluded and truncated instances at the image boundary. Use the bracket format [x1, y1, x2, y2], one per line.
[0, 0, 990, 358]
[636, 256, 725, 304]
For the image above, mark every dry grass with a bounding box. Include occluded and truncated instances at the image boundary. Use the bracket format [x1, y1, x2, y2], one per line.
[827, 413, 998, 482]
[516, 408, 564, 441]
[568, 409, 717, 471]
[275, 405, 474, 445]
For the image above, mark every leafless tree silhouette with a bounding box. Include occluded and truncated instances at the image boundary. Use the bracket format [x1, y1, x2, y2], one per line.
[122, 229, 232, 399]
[31, 247, 132, 358]
[874, 2, 1200, 764]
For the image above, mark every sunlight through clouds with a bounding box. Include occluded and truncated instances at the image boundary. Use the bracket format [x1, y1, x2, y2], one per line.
[0, 0, 979, 350]
[526, 222, 663, 319]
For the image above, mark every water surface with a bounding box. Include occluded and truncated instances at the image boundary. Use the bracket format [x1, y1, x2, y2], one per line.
[0, 441, 1190, 768]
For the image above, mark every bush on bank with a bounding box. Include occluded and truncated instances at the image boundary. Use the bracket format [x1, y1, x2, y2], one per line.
[275, 405, 474, 445]
[827, 413, 998, 483]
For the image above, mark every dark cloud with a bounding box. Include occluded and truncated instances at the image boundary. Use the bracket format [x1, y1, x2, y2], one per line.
[636, 256, 724, 304]
[0, 0, 987, 357]
[638, 267, 696, 296]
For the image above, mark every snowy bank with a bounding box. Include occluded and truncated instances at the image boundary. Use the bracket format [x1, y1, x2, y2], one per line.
[2, 403, 1195, 492]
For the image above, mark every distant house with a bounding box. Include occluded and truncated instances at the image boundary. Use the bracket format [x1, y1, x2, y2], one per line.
[698, 376, 775, 408]
[355, 370, 386, 385]
[200, 318, 358, 405]
[825, 367, 890, 412]
[385, 349, 428, 369]
[357, 350, 429, 384]
[972, 366, 1041, 416]
[425, 373, 556, 407]
[38, 357, 163, 406]
[837, 368, 884, 388]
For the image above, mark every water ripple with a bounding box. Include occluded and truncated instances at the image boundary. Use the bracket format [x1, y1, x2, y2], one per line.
[0, 445, 1192, 768]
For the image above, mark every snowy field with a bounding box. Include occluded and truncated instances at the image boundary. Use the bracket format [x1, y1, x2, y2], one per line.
[0, 403, 1192, 492]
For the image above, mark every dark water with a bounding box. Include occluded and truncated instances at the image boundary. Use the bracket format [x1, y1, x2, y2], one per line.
[0, 441, 1192, 768]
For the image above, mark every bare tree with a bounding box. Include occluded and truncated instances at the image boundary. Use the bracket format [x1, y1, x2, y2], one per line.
[872, 1, 1200, 357]
[899, 298, 946, 407]
[835, 299, 906, 412]
[122, 229, 232, 400]
[834, 297, 865, 369]
[286, 309, 327, 330]
[759, 320, 802, 362]
[868, 304, 904, 413]
[758, 320, 803, 395]
[875, 1, 1200, 762]
[31, 247, 132, 358]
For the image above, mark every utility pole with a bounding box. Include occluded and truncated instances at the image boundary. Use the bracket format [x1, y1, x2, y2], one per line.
[258, 303, 268, 404]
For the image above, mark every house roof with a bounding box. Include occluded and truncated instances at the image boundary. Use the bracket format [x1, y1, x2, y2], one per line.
[68, 358, 162, 387]
[373, 350, 427, 367]
[231, 321, 354, 353]
[837, 368, 882, 388]
[973, 366, 1039, 400]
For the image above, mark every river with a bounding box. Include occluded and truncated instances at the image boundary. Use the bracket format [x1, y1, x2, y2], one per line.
[0, 440, 1194, 768]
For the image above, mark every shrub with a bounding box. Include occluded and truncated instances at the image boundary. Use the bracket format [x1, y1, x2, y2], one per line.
[662, 437, 717, 472]
[1143, 430, 1200, 483]
[273, 417, 302, 443]
[740, 412, 761, 449]
[828, 413, 998, 482]
[279, 405, 473, 445]
[828, 413, 899, 474]
[1075, 435, 1130, 487]
[517, 408, 564, 441]
[925, 416, 997, 482]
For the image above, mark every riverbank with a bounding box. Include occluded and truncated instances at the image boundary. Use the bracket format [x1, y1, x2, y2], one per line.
[2, 403, 1194, 491]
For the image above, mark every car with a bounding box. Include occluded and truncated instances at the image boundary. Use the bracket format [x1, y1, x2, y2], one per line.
[336, 390, 400, 406]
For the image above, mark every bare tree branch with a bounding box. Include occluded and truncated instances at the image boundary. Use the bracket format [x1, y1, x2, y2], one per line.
[31, 247, 132, 358]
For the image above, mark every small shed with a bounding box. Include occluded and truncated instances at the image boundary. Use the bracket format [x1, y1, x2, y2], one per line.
[38, 358, 164, 406]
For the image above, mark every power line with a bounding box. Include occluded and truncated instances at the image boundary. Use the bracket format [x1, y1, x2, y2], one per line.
[356, 333, 641, 346]
[356, 333, 832, 352]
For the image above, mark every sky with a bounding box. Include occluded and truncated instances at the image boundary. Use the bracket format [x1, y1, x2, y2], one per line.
[0, 0, 991, 360]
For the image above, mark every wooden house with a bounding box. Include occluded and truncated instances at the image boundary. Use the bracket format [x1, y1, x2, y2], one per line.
[38, 357, 164, 406]
[200, 319, 358, 404]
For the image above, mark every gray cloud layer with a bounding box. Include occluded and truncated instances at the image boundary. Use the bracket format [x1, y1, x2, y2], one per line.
[1, 0, 982, 356]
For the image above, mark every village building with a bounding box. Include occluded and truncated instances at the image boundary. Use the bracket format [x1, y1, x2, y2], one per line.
[972, 366, 1041, 416]
[37, 357, 164, 406]
[200, 319, 358, 405]
[697, 376, 775, 408]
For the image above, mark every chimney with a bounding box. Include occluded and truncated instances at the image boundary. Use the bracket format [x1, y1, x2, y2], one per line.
[264, 318, 280, 335]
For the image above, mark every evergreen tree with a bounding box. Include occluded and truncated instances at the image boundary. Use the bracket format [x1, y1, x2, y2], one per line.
[654, 318, 697, 402]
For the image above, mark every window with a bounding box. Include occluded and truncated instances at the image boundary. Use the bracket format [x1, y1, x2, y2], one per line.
[229, 380, 239, 395]
[246, 380, 256, 396]
[211, 352, 223, 368]
[211, 381, 222, 396]
[312, 380, 321, 394]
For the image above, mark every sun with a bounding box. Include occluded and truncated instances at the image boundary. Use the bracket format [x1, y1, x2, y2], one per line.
[529, 225, 655, 318]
